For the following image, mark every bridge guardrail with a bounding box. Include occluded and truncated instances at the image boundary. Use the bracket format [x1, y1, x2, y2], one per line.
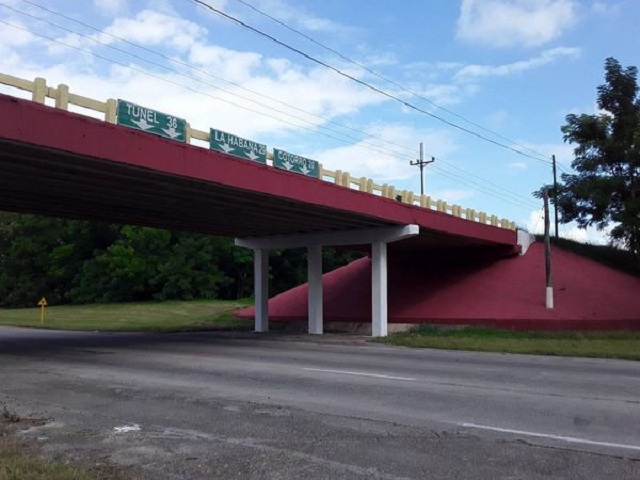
[0, 73, 516, 231]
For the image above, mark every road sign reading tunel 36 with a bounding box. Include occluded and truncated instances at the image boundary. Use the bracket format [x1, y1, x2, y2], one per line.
[116, 100, 187, 142]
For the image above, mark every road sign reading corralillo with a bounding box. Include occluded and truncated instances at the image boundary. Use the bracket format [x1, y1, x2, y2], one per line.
[209, 128, 267, 164]
[116, 99, 187, 142]
[273, 148, 320, 178]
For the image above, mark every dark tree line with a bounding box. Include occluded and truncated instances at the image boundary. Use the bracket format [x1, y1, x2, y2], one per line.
[0, 212, 360, 308]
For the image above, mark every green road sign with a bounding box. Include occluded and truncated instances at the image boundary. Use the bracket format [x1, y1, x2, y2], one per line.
[209, 128, 267, 163]
[273, 148, 320, 178]
[116, 99, 187, 142]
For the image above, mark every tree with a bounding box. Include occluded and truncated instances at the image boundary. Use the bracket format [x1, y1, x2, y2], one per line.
[550, 57, 640, 268]
[0, 214, 117, 307]
[0, 211, 364, 307]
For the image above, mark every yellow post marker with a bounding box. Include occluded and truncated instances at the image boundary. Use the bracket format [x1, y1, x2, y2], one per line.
[37, 297, 48, 324]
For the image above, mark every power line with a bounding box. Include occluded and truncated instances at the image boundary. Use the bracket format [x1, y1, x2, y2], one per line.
[0, 12, 541, 212]
[9, 2, 552, 197]
[0, 5, 419, 161]
[232, 0, 555, 164]
[435, 160, 540, 207]
[17, 0, 418, 159]
[232, 0, 576, 184]
[430, 165, 540, 210]
[0, 19, 392, 150]
[192, 0, 554, 166]
[12, 0, 557, 201]
[532, 208, 545, 234]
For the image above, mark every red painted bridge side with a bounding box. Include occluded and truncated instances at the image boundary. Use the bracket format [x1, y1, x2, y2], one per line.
[0, 94, 515, 245]
[237, 243, 640, 330]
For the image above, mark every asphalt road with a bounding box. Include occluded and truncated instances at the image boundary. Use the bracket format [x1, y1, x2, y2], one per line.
[1, 326, 639, 479]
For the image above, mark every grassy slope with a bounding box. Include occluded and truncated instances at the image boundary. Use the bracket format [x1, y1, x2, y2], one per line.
[546, 235, 639, 276]
[0, 299, 253, 332]
[378, 326, 640, 361]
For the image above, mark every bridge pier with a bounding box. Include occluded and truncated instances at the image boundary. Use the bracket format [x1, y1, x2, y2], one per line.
[371, 242, 388, 337]
[307, 245, 323, 335]
[237, 225, 418, 337]
[254, 248, 269, 333]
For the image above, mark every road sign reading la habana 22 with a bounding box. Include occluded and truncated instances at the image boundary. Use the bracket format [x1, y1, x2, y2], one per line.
[273, 148, 320, 178]
[210, 128, 267, 163]
[116, 100, 187, 142]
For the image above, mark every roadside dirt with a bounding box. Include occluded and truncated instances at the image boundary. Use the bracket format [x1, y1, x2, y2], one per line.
[0, 406, 139, 480]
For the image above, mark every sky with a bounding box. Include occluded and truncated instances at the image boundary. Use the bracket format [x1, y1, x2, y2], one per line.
[0, 0, 638, 244]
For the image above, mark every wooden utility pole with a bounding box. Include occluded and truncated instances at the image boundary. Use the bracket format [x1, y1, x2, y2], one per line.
[552, 155, 559, 238]
[410, 142, 435, 196]
[543, 189, 553, 309]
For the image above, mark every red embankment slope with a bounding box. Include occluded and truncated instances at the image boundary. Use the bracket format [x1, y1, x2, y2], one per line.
[236, 243, 640, 330]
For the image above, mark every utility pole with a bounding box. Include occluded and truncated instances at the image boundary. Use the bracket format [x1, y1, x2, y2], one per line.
[410, 142, 435, 196]
[552, 155, 559, 238]
[543, 189, 554, 309]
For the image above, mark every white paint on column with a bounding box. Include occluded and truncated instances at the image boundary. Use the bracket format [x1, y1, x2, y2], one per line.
[254, 249, 269, 332]
[371, 241, 388, 337]
[308, 245, 323, 335]
[546, 286, 554, 309]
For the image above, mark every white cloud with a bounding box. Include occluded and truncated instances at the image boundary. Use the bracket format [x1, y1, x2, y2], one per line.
[457, 0, 579, 48]
[249, 0, 350, 34]
[429, 189, 476, 203]
[590, 1, 622, 15]
[0, 19, 37, 48]
[523, 209, 609, 244]
[509, 161, 528, 170]
[485, 109, 510, 129]
[494, 140, 574, 174]
[0, 3, 391, 143]
[97, 10, 207, 51]
[0, 0, 400, 143]
[188, 44, 263, 83]
[93, 0, 128, 15]
[524, 209, 545, 234]
[417, 83, 478, 106]
[310, 124, 457, 183]
[455, 47, 581, 81]
[399, 49, 578, 108]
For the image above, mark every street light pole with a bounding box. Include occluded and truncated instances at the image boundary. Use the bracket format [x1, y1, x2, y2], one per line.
[410, 142, 435, 196]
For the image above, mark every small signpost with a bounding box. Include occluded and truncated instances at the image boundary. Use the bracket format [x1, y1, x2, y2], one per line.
[116, 100, 187, 142]
[273, 148, 320, 178]
[37, 297, 48, 324]
[209, 128, 267, 163]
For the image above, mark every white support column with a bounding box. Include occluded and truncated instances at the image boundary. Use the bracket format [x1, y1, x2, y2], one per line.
[371, 241, 388, 337]
[236, 225, 417, 337]
[254, 249, 269, 332]
[307, 245, 323, 334]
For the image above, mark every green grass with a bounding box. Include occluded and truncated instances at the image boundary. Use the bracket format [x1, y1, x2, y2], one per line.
[0, 299, 253, 332]
[0, 442, 135, 480]
[0, 446, 92, 480]
[377, 326, 640, 361]
[0, 445, 100, 480]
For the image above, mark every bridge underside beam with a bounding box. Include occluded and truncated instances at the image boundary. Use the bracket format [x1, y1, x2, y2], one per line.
[236, 225, 419, 337]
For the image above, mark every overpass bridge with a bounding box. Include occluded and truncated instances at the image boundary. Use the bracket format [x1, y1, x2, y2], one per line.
[0, 74, 527, 336]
